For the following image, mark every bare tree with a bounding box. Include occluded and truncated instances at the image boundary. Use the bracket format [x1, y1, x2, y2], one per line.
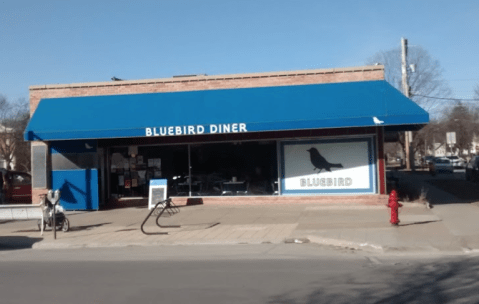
[367, 46, 452, 115]
[441, 103, 476, 156]
[13, 109, 31, 172]
[409, 120, 445, 156]
[0, 95, 30, 172]
[367, 45, 452, 159]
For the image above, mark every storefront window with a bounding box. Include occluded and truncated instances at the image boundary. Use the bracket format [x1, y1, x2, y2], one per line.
[108, 141, 277, 199]
[109, 145, 188, 199]
[190, 141, 277, 196]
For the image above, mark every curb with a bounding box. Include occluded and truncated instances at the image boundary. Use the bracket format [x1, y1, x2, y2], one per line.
[304, 235, 462, 253]
[306, 235, 384, 252]
[30, 239, 286, 250]
[26, 237, 479, 254]
[462, 248, 479, 254]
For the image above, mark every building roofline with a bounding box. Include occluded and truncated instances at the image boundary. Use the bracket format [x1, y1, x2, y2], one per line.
[29, 65, 384, 91]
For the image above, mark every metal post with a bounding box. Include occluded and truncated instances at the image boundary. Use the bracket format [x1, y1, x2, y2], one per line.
[276, 140, 281, 195]
[402, 37, 414, 171]
[405, 131, 410, 169]
[424, 137, 427, 160]
[52, 204, 56, 239]
[188, 144, 192, 197]
[47, 189, 61, 240]
[99, 148, 106, 207]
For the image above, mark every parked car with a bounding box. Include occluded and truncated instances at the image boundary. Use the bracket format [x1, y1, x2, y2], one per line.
[0, 169, 32, 204]
[430, 158, 454, 175]
[466, 156, 479, 181]
[446, 155, 466, 168]
[422, 155, 436, 167]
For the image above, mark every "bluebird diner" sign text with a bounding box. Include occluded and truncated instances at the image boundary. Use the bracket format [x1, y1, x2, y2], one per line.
[145, 123, 247, 137]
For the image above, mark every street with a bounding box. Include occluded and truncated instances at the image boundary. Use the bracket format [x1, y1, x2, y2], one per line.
[2, 168, 479, 304]
[1, 244, 479, 304]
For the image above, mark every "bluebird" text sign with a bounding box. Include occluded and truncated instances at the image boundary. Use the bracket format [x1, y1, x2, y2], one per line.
[145, 123, 248, 137]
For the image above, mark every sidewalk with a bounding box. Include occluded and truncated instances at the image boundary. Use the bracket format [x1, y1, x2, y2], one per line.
[1, 175, 479, 254]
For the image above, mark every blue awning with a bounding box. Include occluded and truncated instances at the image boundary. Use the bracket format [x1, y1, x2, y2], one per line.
[25, 80, 429, 141]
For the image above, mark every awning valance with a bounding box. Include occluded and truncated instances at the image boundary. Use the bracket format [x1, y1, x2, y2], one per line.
[25, 80, 429, 141]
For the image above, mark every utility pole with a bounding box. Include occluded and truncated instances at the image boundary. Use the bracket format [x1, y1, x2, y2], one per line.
[401, 37, 414, 170]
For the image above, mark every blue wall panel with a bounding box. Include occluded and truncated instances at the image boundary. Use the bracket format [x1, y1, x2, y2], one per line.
[51, 169, 99, 210]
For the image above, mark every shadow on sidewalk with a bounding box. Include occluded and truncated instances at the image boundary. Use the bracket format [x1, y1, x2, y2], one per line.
[399, 220, 442, 227]
[13, 222, 113, 233]
[115, 228, 138, 232]
[134, 204, 191, 210]
[0, 236, 43, 251]
[12, 222, 114, 234]
[389, 169, 478, 205]
[425, 179, 479, 204]
[141, 219, 220, 234]
[69, 222, 112, 232]
[175, 222, 220, 231]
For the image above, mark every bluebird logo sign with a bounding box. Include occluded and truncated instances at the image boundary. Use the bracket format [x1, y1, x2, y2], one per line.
[145, 123, 248, 137]
[280, 137, 377, 194]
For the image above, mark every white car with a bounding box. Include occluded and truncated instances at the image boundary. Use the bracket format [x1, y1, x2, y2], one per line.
[446, 156, 465, 168]
[431, 158, 454, 174]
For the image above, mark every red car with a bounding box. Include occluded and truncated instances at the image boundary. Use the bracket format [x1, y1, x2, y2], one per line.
[0, 170, 32, 204]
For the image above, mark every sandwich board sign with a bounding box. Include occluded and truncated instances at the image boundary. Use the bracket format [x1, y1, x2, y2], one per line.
[148, 179, 167, 210]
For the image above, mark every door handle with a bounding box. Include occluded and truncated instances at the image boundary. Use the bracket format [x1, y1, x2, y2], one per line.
[14, 187, 21, 190]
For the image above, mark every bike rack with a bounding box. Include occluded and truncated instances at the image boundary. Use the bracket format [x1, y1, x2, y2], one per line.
[141, 198, 181, 235]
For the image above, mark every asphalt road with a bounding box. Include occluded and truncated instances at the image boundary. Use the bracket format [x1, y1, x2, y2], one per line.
[1, 244, 479, 304]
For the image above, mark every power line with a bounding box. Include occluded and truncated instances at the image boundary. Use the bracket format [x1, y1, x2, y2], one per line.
[412, 94, 479, 101]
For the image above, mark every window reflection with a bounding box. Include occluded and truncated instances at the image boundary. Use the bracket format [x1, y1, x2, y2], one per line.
[108, 141, 278, 199]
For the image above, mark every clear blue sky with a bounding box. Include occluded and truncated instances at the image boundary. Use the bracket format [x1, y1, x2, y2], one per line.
[1, 0, 478, 104]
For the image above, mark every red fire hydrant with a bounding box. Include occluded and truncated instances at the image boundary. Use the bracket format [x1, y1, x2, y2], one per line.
[387, 190, 402, 226]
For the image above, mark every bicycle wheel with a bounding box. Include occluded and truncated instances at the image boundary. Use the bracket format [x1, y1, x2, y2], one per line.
[62, 218, 70, 232]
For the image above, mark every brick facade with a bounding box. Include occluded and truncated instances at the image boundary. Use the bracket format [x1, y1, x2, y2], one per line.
[28, 66, 386, 206]
[29, 66, 384, 115]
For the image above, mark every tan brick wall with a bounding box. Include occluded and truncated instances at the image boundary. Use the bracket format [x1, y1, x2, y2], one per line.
[29, 66, 384, 116]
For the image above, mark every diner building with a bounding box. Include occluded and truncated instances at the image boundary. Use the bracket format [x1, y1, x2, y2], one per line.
[25, 65, 428, 210]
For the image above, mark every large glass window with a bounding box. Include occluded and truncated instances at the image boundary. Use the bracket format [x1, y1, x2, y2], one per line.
[189, 141, 278, 196]
[109, 145, 188, 199]
[108, 141, 277, 199]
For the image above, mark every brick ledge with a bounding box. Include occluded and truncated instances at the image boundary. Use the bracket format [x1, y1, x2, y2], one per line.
[29, 65, 384, 91]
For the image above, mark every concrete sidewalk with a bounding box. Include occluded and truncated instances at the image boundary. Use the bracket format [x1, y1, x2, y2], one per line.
[2, 191, 479, 254]
[2, 170, 479, 254]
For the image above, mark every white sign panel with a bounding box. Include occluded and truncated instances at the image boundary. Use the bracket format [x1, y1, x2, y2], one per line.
[148, 179, 168, 210]
[281, 137, 376, 194]
[446, 132, 456, 145]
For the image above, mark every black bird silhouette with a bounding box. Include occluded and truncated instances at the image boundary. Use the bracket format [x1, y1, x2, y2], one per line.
[307, 147, 343, 173]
